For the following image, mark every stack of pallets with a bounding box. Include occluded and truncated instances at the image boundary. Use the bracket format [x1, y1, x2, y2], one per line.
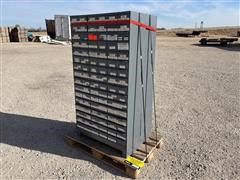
[0, 27, 10, 43]
[17, 27, 28, 42]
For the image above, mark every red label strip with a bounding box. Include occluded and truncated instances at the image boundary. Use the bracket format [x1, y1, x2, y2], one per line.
[71, 19, 156, 32]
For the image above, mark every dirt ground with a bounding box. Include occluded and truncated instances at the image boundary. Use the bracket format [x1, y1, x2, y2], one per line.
[1, 37, 240, 179]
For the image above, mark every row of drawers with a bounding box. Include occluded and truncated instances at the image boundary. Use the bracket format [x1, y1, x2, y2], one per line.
[73, 56, 128, 70]
[74, 64, 128, 79]
[72, 13, 130, 22]
[74, 71, 128, 86]
[77, 110, 126, 133]
[72, 24, 130, 32]
[76, 119, 126, 143]
[72, 32, 129, 41]
[75, 95, 127, 118]
[73, 41, 129, 51]
[75, 89, 126, 110]
[77, 111, 126, 138]
[76, 104, 126, 126]
[74, 78, 127, 99]
[73, 49, 129, 60]
[76, 122, 125, 146]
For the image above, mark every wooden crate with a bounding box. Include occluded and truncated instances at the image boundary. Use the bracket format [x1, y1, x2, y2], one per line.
[66, 132, 163, 178]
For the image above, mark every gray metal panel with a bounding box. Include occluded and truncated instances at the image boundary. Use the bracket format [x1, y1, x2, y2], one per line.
[126, 11, 139, 155]
[55, 15, 70, 41]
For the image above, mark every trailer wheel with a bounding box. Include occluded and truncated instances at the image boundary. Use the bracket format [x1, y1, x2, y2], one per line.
[200, 39, 207, 45]
[220, 41, 227, 46]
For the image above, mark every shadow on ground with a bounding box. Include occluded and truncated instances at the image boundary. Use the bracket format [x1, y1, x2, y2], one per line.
[0, 112, 125, 177]
[192, 43, 240, 52]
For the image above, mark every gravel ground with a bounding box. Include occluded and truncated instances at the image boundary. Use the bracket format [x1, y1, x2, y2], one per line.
[1, 37, 240, 179]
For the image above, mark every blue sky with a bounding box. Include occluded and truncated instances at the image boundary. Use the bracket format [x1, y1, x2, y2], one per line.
[1, 0, 239, 29]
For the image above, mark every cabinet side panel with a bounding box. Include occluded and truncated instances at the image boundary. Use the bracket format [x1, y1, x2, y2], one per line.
[126, 11, 139, 156]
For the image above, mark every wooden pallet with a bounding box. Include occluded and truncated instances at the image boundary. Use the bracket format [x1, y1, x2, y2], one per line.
[66, 132, 163, 178]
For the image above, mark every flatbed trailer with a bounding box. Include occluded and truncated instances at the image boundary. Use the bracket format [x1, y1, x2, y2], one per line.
[176, 30, 207, 37]
[199, 37, 238, 46]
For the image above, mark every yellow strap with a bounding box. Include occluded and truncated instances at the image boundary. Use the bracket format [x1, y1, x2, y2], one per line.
[125, 156, 144, 168]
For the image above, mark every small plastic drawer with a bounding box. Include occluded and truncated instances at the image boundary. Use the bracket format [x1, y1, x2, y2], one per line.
[98, 67, 107, 75]
[107, 14, 117, 20]
[90, 82, 108, 91]
[107, 128, 116, 137]
[73, 25, 87, 32]
[75, 86, 90, 93]
[74, 64, 89, 72]
[91, 102, 107, 112]
[107, 100, 127, 110]
[108, 107, 127, 118]
[81, 93, 91, 100]
[107, 24, 130, 32]
[96, 124, 108, 133]
[88, 58, 107, 67]
[89, 51, 107, 59]
[74, 41, 88, 48]
[89, 25, 107, 32]
[76, 110, 91, 120]
[108, 77, 128, 86]
[98, 41, 107, 49]
[88, 25, 98, 32]
[117, 32, 129, 41]
[108, 61, 128, 70]
[88, 41, 98, 49]
[98, 97, 108, 105]
[88, 16, 97, 21]
[107, 34, 118, 41]
[108, 85, 128, 96]
[89, 66, 97, 73]
[108, 42, 117, 50]
[92, 109, 108, 120]
[108, 115, 127, 126]
[90, 89, 108, 98]
[108, 135, 125, 146]
[91, 115, 107, 126]
[118, 13, 130, 20]
[116, 125, 126, 133]
[97, 25, 107, 32]
[108, 69, 117, 77]
[73, 49, 88, 56]
[118, 69, 128, 78]
[88, 51, 98, 57]
[90, 74, 108, 82]
[98, 59, 108, 67]
[76, 97, 91, 106]
[119, 24, 130, 31]
[117, 42, 129, 50]
[117, 132, 126, 141]
[118, 52, 129, 60]
[72, 33, 88, 40]
[108, 52, 118, 59]
[99, 52, 107, 58]
[71, 16, 87, 22]
[73, 56, 89, 64]
[74, 79, 90, 86]
[76, 105, 91, 113]
[98, 34, 107, 41]
[98, 131, 108, 139]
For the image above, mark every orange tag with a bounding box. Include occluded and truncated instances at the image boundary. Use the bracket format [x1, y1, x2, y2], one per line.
[88, 33, 97, 41]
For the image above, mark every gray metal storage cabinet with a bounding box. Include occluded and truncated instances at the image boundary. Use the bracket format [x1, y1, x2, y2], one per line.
[70, 11, 157, 157]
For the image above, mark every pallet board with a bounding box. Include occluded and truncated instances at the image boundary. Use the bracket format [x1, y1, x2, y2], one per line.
[66, 131, 162, 178]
